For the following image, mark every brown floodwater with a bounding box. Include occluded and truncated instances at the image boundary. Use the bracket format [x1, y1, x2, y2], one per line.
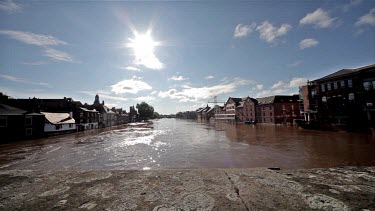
[0, 118, 374, 171]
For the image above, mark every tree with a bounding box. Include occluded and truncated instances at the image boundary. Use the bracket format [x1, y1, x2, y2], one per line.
[136, 102, 154, 120]
[153, 112, 160, 119]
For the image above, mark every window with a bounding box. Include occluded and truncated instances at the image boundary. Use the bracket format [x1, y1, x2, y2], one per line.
[321, 84, 325, 92]
[270, 118, 273, 122]
[26, 128, 32, 136]
[263, 112, 265, 116]
[322, 96, 327, 103]
[327, 83, 331, 91]
[291, 105, 294, 110]
[363, 81, 371, 91]
[270, 112, 272, 116]
[311, 90, 316, 98]
[348, 93, 355, 101]
[263, 118, 266, 122]
[80, 112, 83, 117]
[0, 116, 7, 127]
[282, 105, 285, 110]
[269, 106, 272, 110]
[340, 80, 345, 88]
[334, 82, 338, 90]
[372, 81, 375, 90]
[262, 107, 265, 110]
[25, 116, 32, 126]
[348, 79, 353, 88]
[69, 123, 73, 128]
[55, 125, 62, 130]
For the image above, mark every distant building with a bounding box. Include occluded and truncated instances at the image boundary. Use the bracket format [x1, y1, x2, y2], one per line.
[311, 64, 375, 131]
[196, 105, 214, 122]
[42, 112, 76, 135]
[256, 95, 301, 124]
[215, 97, 257, 124]
[91, 94, 117, 128]
[0, 104, 44, 142]
[74, 107, 99, 131]
[129, 106, 138, 122]
[299, 84, 318, 123]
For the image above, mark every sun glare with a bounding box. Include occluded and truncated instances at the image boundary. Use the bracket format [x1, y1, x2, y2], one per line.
[126, 30, 163, 69]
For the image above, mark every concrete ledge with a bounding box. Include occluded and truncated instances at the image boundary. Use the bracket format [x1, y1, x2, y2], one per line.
[0, 166, 374, 210]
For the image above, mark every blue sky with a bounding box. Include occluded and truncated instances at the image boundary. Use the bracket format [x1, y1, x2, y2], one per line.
[0, 0, 374, 114]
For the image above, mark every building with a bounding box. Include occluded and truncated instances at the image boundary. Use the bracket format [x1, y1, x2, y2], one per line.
[91, 94, 117, 128]
[42, 112, 76, 135]
[215, 97, 257, 124]
[256, 95, 301, 124]
[0, 104, 45, 142]
[129, 106, 138, 122]
[311, 64, 375, 131]
[74, 107, 99, 131]
[298, 84, 318, 122]
[196, 105, 214, 122]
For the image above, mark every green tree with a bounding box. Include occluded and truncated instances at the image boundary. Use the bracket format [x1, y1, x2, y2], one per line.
[136, 102, 154, 120]
[153, 112, 160, 119]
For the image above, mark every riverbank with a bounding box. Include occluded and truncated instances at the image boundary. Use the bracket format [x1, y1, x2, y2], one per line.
[1, 166, 374, 210]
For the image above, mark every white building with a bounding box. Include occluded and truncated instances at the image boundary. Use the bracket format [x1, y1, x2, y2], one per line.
[42, 112, 76, 134]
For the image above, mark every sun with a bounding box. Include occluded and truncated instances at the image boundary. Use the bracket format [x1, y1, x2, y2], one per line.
[126, 30, 163, 69]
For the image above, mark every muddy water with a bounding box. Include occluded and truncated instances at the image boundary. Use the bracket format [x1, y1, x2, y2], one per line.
[0, 118, 374, 170]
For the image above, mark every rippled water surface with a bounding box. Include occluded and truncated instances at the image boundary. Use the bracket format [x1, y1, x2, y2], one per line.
[0, 118, 374, 170]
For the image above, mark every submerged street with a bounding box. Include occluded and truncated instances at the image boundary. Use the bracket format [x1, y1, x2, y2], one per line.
[1, 118, 374, 171]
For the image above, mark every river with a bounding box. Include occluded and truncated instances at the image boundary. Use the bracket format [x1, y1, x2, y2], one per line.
[0, 118, 374, 170]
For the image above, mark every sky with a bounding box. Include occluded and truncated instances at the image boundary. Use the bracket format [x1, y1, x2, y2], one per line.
[0, 0, 374, 114]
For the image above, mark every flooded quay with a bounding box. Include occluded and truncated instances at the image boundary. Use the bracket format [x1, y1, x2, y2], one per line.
[0, 118, 374, 171]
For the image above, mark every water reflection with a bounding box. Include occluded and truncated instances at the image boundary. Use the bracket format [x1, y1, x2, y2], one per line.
[0, 119, 374, 171]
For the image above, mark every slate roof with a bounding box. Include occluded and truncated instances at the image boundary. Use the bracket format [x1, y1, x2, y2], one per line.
[256, 95, 298, 105]
[42, 112, 75, 124]
[0, 104, 27, 115]
[313, 64, 375, 82]
[79, 107, 98, 113]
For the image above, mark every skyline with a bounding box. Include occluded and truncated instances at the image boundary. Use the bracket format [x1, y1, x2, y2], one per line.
[1, 0, 375, 114]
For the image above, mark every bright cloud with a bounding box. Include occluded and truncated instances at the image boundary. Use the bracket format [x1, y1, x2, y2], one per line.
[256, 84, 263, 90]
[205, 75, 214, 80]
[256, 21, 292, 43]
[0, 74, 51, 87]
[299, 38, 319, 49]
[234, 23, 256, 38]
[289, 77, 308, 88]
[158, 78, 252, 102]
[0, 30, 67, 46]
[0, 0, 21, 13]
[134, 96, 156, 101]
[271, 81, 285, 89]
[355, 8, 375, 26]
[125, 66, 141, 71]
[169, 75, 188, 81]
[111, 79, 152, 94]
[43, 48, 74, 62]
[126, 30, 163, 70]
[299, 8, 337, 28]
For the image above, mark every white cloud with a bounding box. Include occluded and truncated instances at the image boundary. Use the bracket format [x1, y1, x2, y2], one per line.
[43, 48, 75, 62]
[271, 81, 285, 89]
[300, 8, 337, 28]
[342, 0, 363, 12]
[256, 21, 292, 43]
[78, 91, 128, 102]
[150, 91, 157, 95]
[158, 78, 252, 102]
[299, 38, 319, 49]
[234, 23, 256, 38]
[0, 30, 67, 46]
[134, 96, 156, 101]
[124, 66, 141, 71]
[288, 60, 302, 67]
[111, 79, 152, 94]
[256, 77, 308, 98]
[288, 77, 308, 88]
[205, 75, 214, 80]
[0, 74, 51, 87]
[256, 84, 263, 90]
[355, 8, 375, 26]
[169, 75, 188, 81]
[0, 0, 21, 13]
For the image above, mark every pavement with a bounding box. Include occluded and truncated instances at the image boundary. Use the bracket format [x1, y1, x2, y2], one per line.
[0, 166, 374, 210]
